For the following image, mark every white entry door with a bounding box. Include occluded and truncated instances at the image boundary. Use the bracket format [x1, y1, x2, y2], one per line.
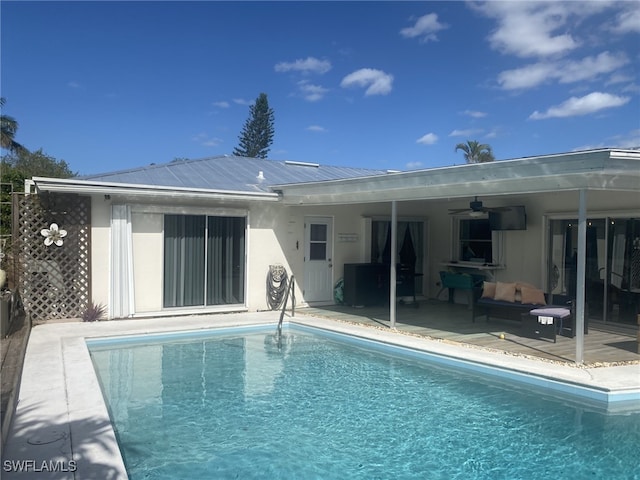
[304, 216, 333, 303]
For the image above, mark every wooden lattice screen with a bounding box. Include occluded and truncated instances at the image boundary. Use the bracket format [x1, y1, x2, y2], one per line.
[13, 193, 91, 320]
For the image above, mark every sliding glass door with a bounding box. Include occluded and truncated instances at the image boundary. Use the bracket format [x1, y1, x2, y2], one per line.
[370, 219, 425, 293]
[164, 214, 246, 308]
[547, 217, 639, 324]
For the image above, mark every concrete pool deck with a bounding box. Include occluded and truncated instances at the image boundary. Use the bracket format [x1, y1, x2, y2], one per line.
[2, 311, 639, 479]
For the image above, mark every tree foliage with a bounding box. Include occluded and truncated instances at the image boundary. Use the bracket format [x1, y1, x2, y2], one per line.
[1, 149, 76, 236]
[455, 140, 495, 163]
[1, 97, 26, 154]
[232, 93, 275, 158]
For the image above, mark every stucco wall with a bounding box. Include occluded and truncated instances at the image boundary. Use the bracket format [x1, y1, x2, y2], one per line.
[90, 189, 638, 316]
[131, 212, 163, 312]
[90, 195, 111, 310]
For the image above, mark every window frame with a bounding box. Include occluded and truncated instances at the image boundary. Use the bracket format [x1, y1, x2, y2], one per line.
[451, 215, 503, 265]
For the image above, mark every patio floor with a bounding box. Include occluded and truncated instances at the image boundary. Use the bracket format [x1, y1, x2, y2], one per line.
[299, 299, 640, 366]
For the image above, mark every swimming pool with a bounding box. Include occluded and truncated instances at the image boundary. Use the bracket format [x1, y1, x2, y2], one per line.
[88, 324, 640, 479]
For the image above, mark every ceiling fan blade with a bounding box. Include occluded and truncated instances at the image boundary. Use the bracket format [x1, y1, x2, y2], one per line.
[448, 208, 472, 214]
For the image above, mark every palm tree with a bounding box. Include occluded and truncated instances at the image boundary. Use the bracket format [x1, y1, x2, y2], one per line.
[1, 97, 26, 153]
[455, 140, 494, 163]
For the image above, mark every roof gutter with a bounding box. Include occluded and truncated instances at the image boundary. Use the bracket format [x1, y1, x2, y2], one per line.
[30, 177, 281, 202]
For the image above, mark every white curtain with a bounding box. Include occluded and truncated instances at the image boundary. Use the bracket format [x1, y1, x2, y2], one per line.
[110, 204, 135, 318]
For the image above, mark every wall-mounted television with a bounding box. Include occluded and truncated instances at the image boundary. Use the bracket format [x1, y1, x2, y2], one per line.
[489, 206, 527, 230]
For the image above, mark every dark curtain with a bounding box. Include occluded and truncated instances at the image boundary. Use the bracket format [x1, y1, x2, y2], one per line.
[399, 226, 417, 268]
[207, 216, 245, 305]
[381, 224, 392, 265]
[163, 215, 206, 307]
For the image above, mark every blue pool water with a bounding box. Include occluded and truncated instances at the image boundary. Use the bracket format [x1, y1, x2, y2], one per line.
[88, 326, 640, 480]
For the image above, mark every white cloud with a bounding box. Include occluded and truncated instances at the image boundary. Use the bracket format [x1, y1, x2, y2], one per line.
[406, 161, 423, 169]
[213, 101, 230, 108]
[498, 51, 629, 90]
[416, 132, 438, 145]
[68, 81, 82, 89]
[192, 133, 223, 147]
[306, 125, 327, 132]
[462, 110, 487, 118]
[275, 57, 332, 75]
[449, 129, 483, 137]
[620, 82, 640, 94]
[606, 73, 633, 86]
[400, 13, 448, 43]
[498, 63, 556, 90]
[297, 80, 329, 102]
[340, 68, 394, 96]
[473, 1, 578, 58]
[233, 98, 254, 106]
[556, 51, 629, 84]
[610, 5, 640, 34]
[485, 129, 499, 139]
[529, 92, 630, 120]
[610, 129, 640, 149]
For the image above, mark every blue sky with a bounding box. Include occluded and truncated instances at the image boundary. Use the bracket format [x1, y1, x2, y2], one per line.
[2, 1, 639, 175]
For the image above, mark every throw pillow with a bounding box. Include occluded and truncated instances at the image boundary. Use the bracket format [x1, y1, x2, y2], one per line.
[482, 282, 496, 299]
[520, 286, 547, 305]
[494, 282, 517, 302]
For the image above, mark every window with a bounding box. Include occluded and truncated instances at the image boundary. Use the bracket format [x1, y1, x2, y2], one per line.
[163, 214, 246, 308]
[459, 218, 492, 262]
[309, 224, 328, 260]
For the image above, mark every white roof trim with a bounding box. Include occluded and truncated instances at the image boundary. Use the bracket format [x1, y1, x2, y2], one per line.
[31, 177, 281, 202]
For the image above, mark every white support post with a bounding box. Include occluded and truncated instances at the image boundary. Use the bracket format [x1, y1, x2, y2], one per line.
[390, 201, 397, 329]
[575, 189, 587, 364]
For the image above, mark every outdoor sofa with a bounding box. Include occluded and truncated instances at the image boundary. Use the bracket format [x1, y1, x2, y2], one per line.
[472, 281, 586, 339]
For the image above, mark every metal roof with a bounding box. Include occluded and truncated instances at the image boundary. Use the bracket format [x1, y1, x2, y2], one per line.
[75, 155, 388, 193]
[32, 149, 639, 206]
[273, 149, 640, 205]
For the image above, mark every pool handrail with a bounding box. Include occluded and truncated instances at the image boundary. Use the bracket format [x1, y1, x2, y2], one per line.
[276, 275, 296, 340]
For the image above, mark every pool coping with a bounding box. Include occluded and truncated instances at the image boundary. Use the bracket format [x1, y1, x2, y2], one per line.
[2, 311, 639, 479]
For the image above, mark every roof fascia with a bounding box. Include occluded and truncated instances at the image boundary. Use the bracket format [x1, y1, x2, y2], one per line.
[31, 177, 281, 202]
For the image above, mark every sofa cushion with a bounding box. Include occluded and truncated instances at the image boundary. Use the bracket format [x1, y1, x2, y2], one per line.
[481, 281, 496, 299]
[494, 282, 517, 302]
[520, 286, 547, 305]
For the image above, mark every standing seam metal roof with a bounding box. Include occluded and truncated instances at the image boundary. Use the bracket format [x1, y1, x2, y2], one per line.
[76, 155, 389, 193]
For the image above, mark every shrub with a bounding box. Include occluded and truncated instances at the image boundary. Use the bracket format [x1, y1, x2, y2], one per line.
[82, 302, 106, 322]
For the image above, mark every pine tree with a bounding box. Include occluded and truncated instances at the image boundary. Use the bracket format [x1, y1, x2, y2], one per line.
[233, 93, 275, 158]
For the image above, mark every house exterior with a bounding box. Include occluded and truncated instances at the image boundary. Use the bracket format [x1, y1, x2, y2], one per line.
[22, 149, 640, 331]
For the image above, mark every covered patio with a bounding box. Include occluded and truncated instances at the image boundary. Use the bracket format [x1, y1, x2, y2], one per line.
[299, 299, 640, 366]
[277, 149, 640, 365]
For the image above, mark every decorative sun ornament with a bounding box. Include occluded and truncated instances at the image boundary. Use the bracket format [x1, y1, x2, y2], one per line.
[41, 223, 67, 247]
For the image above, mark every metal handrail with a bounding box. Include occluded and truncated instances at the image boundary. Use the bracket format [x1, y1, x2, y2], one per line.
[276, 275, 295, 340]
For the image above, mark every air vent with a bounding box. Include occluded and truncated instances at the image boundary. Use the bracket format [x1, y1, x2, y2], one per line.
[285, 160, 320, 168]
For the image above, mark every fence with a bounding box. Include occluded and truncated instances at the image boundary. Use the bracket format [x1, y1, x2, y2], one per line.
[13, 192, 91, 320]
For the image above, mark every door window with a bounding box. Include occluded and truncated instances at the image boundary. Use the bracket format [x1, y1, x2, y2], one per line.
[309, 224, 328, 260]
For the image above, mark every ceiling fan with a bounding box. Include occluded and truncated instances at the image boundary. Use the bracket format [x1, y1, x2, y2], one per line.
[448, 197, 510, 216]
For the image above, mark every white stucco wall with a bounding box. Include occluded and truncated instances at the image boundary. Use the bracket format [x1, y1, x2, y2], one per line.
[90, 195, 111, 310]
[131, 212, 163, 313]
[89, 188, 638, 316]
